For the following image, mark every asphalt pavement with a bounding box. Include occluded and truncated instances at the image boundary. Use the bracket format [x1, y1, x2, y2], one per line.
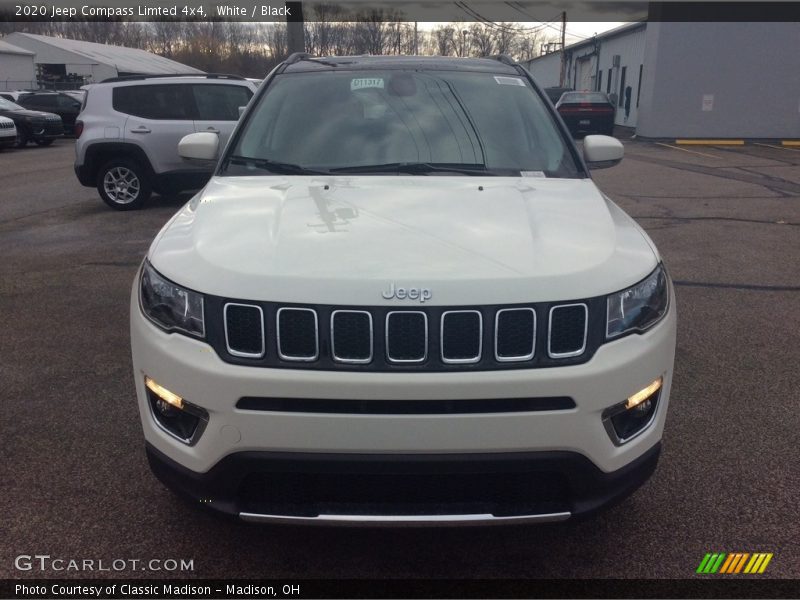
[1, 140, 798, 580]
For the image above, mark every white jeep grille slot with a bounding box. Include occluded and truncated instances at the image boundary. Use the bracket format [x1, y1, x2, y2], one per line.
[495, 308, 536, 361]
[331, 310, 373, 364]
[224, 303, 265, 358]
[277, 308, 319, 361]
[385, 311, 428, 363]
[548, 304, 588, 358]
[441, 310, 483, 364]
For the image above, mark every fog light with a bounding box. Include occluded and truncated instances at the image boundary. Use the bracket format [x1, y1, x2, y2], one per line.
[145, 376, 183, 409]
[626, 377, 662, 410]
[144, 376, 208, 445]
[602, 377, 663, 445]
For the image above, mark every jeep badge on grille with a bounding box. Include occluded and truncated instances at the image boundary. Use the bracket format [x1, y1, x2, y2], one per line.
[381, 283, 432, 303]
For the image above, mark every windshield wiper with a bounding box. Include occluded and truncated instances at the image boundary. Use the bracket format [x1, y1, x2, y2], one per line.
[327, 162, 498, 176]
[225, 155, 330, 175]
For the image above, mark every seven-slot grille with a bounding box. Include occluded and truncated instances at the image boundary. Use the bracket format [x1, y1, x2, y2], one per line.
[0, 120, 13, 129]
[220, 300, 593, 371]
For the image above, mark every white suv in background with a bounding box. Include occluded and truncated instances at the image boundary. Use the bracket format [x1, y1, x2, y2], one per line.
[0, 116, 16, 149]
[133, 55, 676, 525]
[74, 74, 256, 210]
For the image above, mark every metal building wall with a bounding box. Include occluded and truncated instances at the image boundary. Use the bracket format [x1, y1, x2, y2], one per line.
[637, 22, 800, 139]
[595, 25, 647, 127]
[3, 33, 117, 83]
[525, 24, 647, 127]
[522, 52, 562, 88]
[0, 52, 36, 90]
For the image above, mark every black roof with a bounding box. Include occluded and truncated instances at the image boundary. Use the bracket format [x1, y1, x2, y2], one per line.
[282, 55, 520, 75]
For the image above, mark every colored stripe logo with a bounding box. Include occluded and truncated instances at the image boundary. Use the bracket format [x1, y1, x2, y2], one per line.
[697, 552, 773, 574]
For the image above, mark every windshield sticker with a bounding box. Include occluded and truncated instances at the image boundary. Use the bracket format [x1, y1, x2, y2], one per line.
[520, 171, 546, 178]
[351, 78, 385, 91]
[494, 76, 525, 87]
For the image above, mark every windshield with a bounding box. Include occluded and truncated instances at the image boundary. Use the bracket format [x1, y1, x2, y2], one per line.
[559, 92, 611, 104]
[0, 97, 24, 111]
[225, 69, 581, 178]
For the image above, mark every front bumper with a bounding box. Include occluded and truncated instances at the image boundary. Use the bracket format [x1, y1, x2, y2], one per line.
[131, 283, 676, 523]
[30, 122, 63, 140]
[147, 441, 661, 524]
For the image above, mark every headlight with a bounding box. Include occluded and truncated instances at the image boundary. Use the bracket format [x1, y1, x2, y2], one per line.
[139, 261, 205, 337]
[606, 265, 669, 338]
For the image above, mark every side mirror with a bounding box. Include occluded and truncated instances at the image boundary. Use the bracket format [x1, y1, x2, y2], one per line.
[178, 132, 219, 161]
[583, 135, 624, 169]
[238, 106, 246, 118]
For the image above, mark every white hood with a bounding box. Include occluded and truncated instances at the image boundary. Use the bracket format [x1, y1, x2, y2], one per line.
[149, 176, 658, 305]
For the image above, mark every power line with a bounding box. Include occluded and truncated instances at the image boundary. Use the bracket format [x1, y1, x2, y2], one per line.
[504, 1, 593, 40]
[504, 3, 566, 34]
[454, 2, 557, 35]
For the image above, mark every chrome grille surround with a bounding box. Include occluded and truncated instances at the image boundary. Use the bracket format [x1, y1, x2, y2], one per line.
[385, 311, 428, 364]
[547, 303, 588, 358]
[330, 309, 374, 364]
[223, 302, 265, 358]
[494, 307, 536, 362]
[211, 296, 602, 371]
[276, 307, 319, 362]
[440, 310, 483, 364]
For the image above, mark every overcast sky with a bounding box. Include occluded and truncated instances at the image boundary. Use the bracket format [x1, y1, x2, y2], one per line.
[417, 21, 627, 45]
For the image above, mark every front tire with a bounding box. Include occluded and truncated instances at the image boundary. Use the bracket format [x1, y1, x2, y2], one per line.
[96, 159, 152, 211]
[14, 129, 28, 148]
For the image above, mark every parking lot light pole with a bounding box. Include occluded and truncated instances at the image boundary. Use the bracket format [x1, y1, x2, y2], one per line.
[286, 2, 305, 54]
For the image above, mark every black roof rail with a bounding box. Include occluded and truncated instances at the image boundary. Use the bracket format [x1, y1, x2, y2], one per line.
[487, 54, 516, 67]
[99, 73, 245, 84]
[285, 52, 314, 65]
[281, 52, 339, 70]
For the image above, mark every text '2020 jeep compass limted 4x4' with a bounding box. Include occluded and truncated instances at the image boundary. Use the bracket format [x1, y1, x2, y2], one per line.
[132, 55, 676, 525]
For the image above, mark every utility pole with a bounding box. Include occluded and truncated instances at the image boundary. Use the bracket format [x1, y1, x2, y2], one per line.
[286, 2, 305, 55]
[559, 11, 566, 86]
[414, 21, 418, 55]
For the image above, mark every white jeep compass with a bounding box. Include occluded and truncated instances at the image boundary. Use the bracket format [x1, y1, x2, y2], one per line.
[131, 54, 676, 525]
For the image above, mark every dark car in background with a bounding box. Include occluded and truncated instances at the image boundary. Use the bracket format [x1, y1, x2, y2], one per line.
[555, 91, 616, 137]
[16, 91, 82, 135]
[543, 86, 574, 105]
[0, 96, 64, 147]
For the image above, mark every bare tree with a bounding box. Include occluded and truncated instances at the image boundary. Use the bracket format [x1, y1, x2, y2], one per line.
[469, 23, 495, 56]
[149, 21, 183, 57]
[429, 25, 456, 56]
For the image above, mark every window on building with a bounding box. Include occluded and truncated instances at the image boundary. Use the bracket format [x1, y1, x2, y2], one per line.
[606, 69, 612, 94]
[637, 64, 643, 108]
[597, 70, 603, 92]
[618, 66, 627, 107]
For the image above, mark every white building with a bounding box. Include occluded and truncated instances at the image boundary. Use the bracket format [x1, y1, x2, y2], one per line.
[0, 39, 36, 91]
[524, 21, 800, 140]
[1, 32, 202, 87]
